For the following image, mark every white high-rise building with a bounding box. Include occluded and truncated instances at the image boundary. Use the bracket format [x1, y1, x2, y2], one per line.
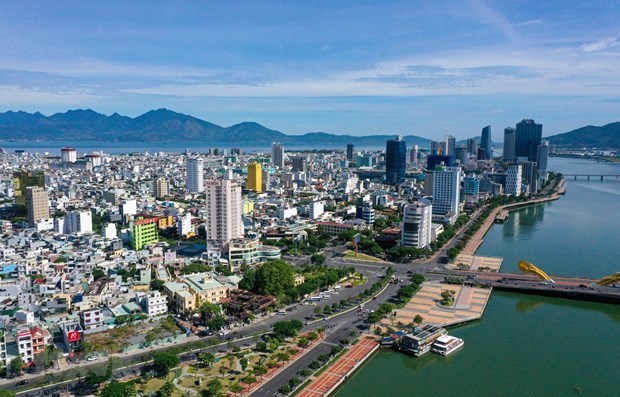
[505, 164, 523, 196]
[66, 210, 93, 234]
[187, 157, 204, 193]
[309, 201, 324, 219]
[271, 142, 285, 168]
[177, 212, 193, 238]
[205, 178, 243, 244]
[61, 147, 77, 163]
[432, 167, 462, 218]
[401, 201, 432, 248]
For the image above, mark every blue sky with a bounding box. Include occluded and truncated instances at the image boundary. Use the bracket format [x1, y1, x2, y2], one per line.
[1, 1, 619, 140]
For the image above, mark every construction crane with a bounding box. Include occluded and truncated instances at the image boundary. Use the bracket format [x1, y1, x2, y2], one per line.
[518, 260, 555, 284]
[596, 272, 620, 286]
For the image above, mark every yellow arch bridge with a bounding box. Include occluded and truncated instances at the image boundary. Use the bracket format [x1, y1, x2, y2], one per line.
[596, 272, 620, 286]
[518, 261, 555, 283]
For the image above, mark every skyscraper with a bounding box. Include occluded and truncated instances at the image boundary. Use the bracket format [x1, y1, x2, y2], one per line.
[409, 145, 419, 165]
[13, 171, 45, 216]
[247, 162, 262, 193]
[430, 141, 440, 155]
[446, 135, 456, 157]
[515, 119, 543, 162]
[186, 157, 204, 193]
[154, 177, 169, 198]
[346, 144, 355, 161]
[480, 125, 492, 160]
[271, 142, 284, 168]
[205, 178, 243, 244]
[537, 140, 549, 172]
[432, 166, 461, 220]
[503, 127, 516, 162]
[455, 146, 468, 164]
[291, 156, 307, 172]
[25, 186, 49, 226]
[466, 138, 478, 157]
[61, 147, 77, 163]
[385, 136, 407, 185]
[401, 202, 432, 248]
[505, 164, 523, 196]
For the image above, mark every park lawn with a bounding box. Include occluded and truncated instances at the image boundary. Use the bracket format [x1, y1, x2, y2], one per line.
[343, 250, 385, 263]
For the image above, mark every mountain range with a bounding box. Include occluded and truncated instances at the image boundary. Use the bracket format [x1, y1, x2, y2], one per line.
[0, 108, 431, 147]
[0, 108, 617, 149]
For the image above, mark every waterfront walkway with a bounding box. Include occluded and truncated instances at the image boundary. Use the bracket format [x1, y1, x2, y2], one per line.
[298, 336, 379, 397]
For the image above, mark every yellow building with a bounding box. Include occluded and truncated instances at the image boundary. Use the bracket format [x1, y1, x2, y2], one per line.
[242, 199, 255, 215]
[247, 162, 262, 193]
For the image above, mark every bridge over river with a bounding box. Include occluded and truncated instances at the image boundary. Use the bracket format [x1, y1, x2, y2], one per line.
[562, 174, 620, 181]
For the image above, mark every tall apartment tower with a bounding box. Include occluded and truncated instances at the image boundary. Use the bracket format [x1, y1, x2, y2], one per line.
[480, 125, 492, 160]
[385, 136, 407, 185]
[291, 156, 307, 173]
[25, 186, 49, 226]
[537, 140, 549, 172]
[346, 144, 355, 161]
[432, 166, 462, 218]
[503, 127, 516, 162]
[409, 145, 419, 165]
[505, 164, 523, 196]
[430, 141, 440, 155]
[205, 178, 243, 244]
[446, 135, 456, 157]
[66, 210, 93, 234]
[186, 157, 204, 193]
[401, 201, 432, 249]
[271, 142, 285, 168]
[247, 162, 262, 193]
[515, 119, 543, 162]
[13, 171, 45, 216]
[61, 147, 77, 163]
[466, 138, 478, 157]
[154, 177, 170, 198]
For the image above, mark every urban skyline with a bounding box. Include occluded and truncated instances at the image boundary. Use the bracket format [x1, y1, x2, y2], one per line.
[1, 2, 619, 139]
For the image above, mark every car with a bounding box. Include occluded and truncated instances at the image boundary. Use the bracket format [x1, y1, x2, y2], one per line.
[16, 380, 29, 387]
[86, 355, 97, 362]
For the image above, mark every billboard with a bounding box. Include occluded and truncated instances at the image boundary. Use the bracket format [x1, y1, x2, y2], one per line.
[67, 330, 81, 343]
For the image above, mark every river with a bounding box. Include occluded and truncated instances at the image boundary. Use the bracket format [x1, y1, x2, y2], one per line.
[334, 157, 620, 397]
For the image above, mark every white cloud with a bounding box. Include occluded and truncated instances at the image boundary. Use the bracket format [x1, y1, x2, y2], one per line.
[580, 38, 619, 52]
[0, 85, 101, 105]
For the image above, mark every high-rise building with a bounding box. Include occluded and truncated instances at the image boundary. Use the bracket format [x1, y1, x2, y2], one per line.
[515, 119, 543, 162]
[446, 135, 456, 157]
[385, 136, 407, 185]
[480, 125, 492, 160]
[463, 176, 480, 197]
[186, 157, 204, 193]
[154, 177, 169, 198]
[61, 147, 77, 163]
[537, 140, 549, 172]
[346, 144, 355, 161]
[409, 145, 419, 165]
[247, 162, 262, 193]
[292, 156, 307, 173]
[430, 141, 440, 155]
[426, 155, 453, 170]
[518, 160, 538, 193]
[503, 127, 516, 162]
[66, 210, 93, 234]
[25, 186, 49, 226]
[13, 171, 45, 216]
[131, 218, 159, 250]
[432, 167, 461, 218]
[271, 142, 285, 168]
[205, 178, 243, 244]
[455, 147, 468, 164]
[505, 164, 523, 196]
[401, 201, 432, 248]
[466, 138, 478, 157]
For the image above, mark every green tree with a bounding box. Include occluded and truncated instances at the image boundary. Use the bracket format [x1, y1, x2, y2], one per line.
[254, 260, 295, 295]
[92, 268, 106, 281]
[152, 352, 180, 375]
[238, 268, 256, 291]
[413, 314, 424, 327]
[157, 381, 176, 397]
[9, 356, 24, 376]
[313, 306, 322, 316]
[0, 391, 16, 397]
[101, 381, 136, 397]
[206, 378, 223, 396]
[150, 279, 165, 291]
[199, 352, 216, 368]
[272, 320, 304, 341]
[239, 357, 249, 372]
[310, 254, 326, 266]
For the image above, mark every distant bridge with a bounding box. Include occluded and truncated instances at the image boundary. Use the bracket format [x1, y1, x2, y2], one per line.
[562, 174, 620, 181]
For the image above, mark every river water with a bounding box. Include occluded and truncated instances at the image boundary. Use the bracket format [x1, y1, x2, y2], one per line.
[334, 157, 620, 397]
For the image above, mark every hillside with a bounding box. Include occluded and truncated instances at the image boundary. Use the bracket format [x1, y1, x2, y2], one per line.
[547, 122, 620, 148]
[0, 109, 429, 147]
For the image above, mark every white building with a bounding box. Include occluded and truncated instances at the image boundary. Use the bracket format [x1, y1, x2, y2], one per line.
[205, 178, 243, 244]
[505, 164, 523, 196]
[187, 157, 205, 193]
[361, 205, 376, 224]
[120, 199, 137, 217]
[401, 202, 432, 248]
[141, 291, 168, 317]
[66, 210, 93, 234]
[431, 167, 462, 222]
[309, 201, 325, 219]
[61, 147, 77, 163]
[271, 142, 285, 168]
[17, 329, 34, 364]
[177, 212, 193, 238]
[81, 308, 104, 330]
[102, 222, 118, 239]
[277, 206, 298, 220]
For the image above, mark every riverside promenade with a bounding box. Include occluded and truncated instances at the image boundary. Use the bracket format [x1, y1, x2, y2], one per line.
[297, 336, 379, 397]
